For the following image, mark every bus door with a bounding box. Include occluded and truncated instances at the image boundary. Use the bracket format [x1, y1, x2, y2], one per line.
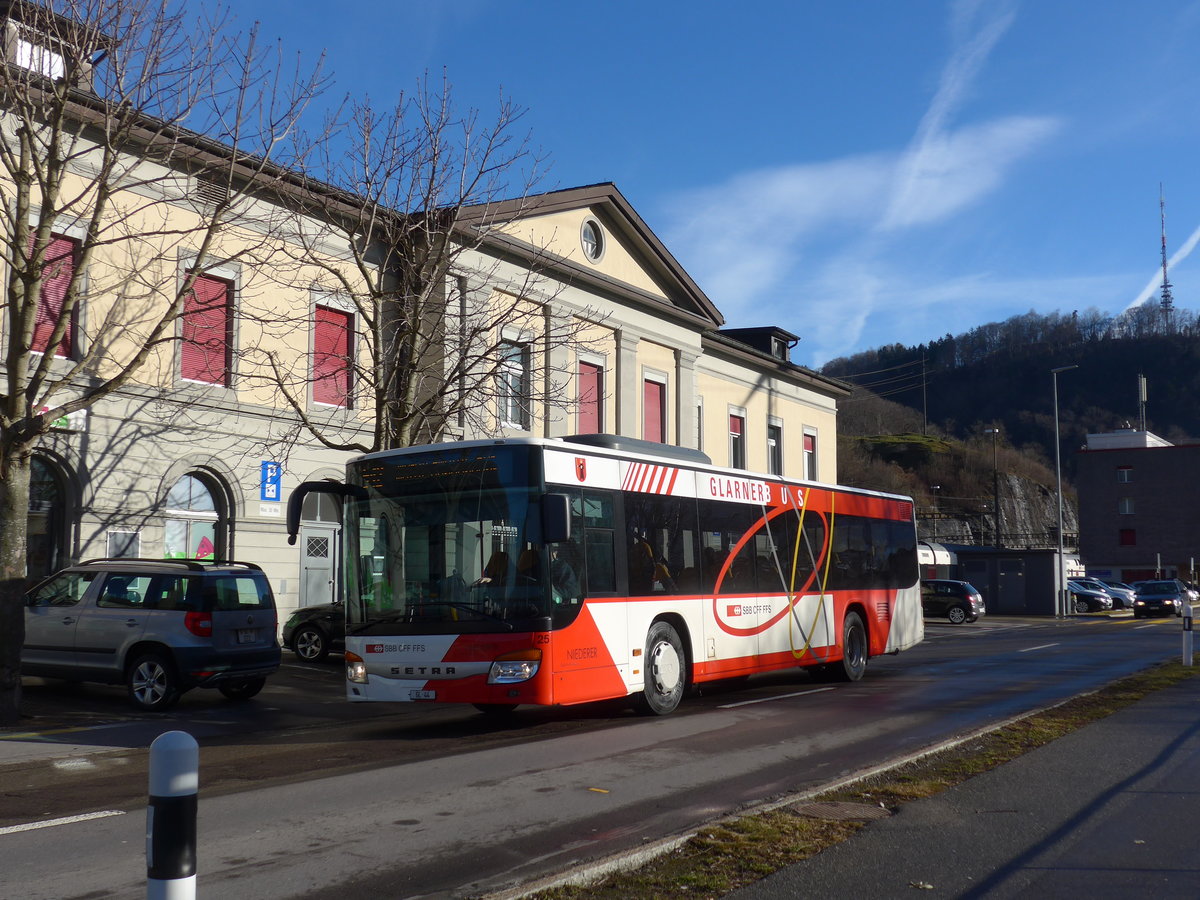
[549, 489, 628, 704]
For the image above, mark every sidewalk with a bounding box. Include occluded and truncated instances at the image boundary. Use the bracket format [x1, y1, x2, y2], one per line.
[728, 677, 1200, 899]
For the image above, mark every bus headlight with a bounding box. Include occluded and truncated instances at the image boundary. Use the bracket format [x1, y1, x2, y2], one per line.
[488, 649, 542, 684]
[346, 651, 368, 684]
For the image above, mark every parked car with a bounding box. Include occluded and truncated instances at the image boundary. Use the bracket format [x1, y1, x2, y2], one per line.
[282, 600, 345, 662]
[1131, 580, 1189, 618]
[921, 579, 986, 624]
[1097, 579, 1138, 610]
[1067, 580, 1113, 614]
[23, 558, 280, 711]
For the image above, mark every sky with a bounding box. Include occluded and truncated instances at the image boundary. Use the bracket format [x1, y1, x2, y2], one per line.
[242, 0, 1200, 369]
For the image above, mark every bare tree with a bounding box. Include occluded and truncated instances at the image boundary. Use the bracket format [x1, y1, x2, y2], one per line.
[0, 0, 326, 724]
[252, 73, 600, 456]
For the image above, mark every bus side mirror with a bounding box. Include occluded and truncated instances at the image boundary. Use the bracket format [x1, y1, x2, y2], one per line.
[542, 493, 571, 544]
[286, 481, 367, 545]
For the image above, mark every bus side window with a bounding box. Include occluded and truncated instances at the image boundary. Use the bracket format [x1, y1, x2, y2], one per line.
[571, 490, 617, 596]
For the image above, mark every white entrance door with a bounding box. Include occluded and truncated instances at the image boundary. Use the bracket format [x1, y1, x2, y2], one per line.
[300, 523, 339, 607]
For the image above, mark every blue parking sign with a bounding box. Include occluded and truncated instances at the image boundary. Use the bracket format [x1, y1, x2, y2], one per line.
[261, 461, 282, 502]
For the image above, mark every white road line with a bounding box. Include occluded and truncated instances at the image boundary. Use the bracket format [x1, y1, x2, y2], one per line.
[718, 686, 835, 709]
[1018, 643, 1060, 653]
[0, 810, 125, 836]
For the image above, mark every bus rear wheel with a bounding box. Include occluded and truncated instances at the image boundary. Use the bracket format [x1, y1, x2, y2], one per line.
[636, 621, 686, 716]
[833, 611, 868, 682]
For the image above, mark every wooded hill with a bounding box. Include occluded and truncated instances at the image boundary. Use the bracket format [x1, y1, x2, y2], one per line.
[820, 304, 1200, 543]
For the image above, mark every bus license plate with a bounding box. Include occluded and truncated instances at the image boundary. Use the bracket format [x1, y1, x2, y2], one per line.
[409, 690, 436, 701]
[237, 629, 255, 644]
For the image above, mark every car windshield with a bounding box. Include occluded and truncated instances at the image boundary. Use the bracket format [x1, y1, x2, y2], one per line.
[1138, 581, 1178, 595]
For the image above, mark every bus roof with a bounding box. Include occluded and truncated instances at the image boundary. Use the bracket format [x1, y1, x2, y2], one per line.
[351, 435, 914, 506]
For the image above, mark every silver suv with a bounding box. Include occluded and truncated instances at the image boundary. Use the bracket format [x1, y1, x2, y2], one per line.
[24, 559, 281, 711]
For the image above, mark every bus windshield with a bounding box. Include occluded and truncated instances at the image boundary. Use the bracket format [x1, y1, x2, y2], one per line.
[345, 445, 554, 635]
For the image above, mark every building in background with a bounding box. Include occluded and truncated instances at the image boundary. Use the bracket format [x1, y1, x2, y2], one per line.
[1076, 429, 1200, 582]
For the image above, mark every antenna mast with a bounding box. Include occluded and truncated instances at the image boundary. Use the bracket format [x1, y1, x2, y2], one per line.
[1160, 184, 1174, 320]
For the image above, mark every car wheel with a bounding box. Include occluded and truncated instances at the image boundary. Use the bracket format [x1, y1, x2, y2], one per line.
[126, 652, 181, 712]
[833, 611, 869, 682]
[218, 677, 266, 701]
[635, 621, 686, 715]
[1074, 598, 1090, 614]
[947, 605, 968, 625]
[293, 625, 329, 663]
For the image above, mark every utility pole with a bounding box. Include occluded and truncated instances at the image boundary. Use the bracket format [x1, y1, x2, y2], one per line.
[985, 427, 1001, 547]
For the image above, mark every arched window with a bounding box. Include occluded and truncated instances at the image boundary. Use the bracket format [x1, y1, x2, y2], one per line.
[164, 473, 225, 560]
[28, 457, 66, 579]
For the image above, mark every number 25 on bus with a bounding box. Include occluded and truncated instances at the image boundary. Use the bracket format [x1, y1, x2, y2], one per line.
[286, 435, 923, 717]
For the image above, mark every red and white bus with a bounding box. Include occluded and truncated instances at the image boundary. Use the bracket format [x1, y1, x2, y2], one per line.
[287, 435, 923, 716]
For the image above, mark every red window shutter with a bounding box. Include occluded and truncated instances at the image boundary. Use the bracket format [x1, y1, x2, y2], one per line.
[181, 274, 231, 385]
[578, 362, 602, 433]
[313, 306, 352, 406]
[729, 414, 743, 436]
[644, 380, 664, 443]
[32, 235, 77, 357]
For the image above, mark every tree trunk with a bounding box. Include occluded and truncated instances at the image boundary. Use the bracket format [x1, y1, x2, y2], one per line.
[0, 446, 32, 726]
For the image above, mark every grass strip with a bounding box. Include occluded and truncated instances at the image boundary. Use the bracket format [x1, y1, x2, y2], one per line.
[528, 661, 1200, 900]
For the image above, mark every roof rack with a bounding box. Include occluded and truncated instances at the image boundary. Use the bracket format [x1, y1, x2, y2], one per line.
[75, 558, 264, 572]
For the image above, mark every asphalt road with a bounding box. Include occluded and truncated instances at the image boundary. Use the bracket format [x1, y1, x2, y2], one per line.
[0, 613, 1188, 899]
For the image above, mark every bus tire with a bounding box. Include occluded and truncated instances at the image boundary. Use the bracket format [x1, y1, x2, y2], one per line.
[834, 611, 868, 682]
[636, 621, 686, 716]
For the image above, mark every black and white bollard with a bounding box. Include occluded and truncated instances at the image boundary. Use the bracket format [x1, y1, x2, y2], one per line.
[146, 731, 198, 900]
[1184, 604, 1194, 668]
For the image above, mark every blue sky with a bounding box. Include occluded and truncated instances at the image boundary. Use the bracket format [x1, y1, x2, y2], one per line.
[244, 0, 1200, 369]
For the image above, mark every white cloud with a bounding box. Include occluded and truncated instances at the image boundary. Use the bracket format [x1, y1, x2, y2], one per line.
[659, 0, 1061, 362]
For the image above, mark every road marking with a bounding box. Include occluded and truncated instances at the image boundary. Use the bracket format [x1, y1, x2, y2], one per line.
[0, 810, 125, 836]
[1018, 643, 1060, 653]
[718, 687, 835, 709]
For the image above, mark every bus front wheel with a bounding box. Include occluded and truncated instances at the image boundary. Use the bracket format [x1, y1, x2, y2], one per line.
[636, 621, 686, 716]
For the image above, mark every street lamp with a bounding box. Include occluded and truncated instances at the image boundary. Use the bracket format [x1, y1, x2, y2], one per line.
[984, 427, 1000, 548]
[1052, 365, 1078, 618]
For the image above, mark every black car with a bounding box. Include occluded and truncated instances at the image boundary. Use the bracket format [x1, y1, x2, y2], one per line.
[1131, 580, 1188, 619]
[921, 579, 986, 624]
[282, 600, 345, 662]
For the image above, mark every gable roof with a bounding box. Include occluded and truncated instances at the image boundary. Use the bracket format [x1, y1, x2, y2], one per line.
[458, 182, 725, 330]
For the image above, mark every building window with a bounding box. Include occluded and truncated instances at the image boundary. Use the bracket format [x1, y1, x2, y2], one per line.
[578, 361, 603, 434]
[803, 431, 818, 481]
[729, 414, 746, 469]
[1116, 466, 1133, 483]
[1118, 497, 1135, 515]
[695, 399, 704, 451]
[767, 422, 783, 475]
[32, 234, 79, 358]
[28, 456, 67, 579]
[313, 305, 353, 407]
[580, 218, 605, 262]
[181, 273, 232, 385]
[499, 340, 531, 429]
[643, 379, 665, 443]
[1119, 528, 1136, 547]
[164, 473, 223, 560]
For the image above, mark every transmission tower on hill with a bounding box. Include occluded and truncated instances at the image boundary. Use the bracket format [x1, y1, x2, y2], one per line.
[1159, 184, 1175, 327]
